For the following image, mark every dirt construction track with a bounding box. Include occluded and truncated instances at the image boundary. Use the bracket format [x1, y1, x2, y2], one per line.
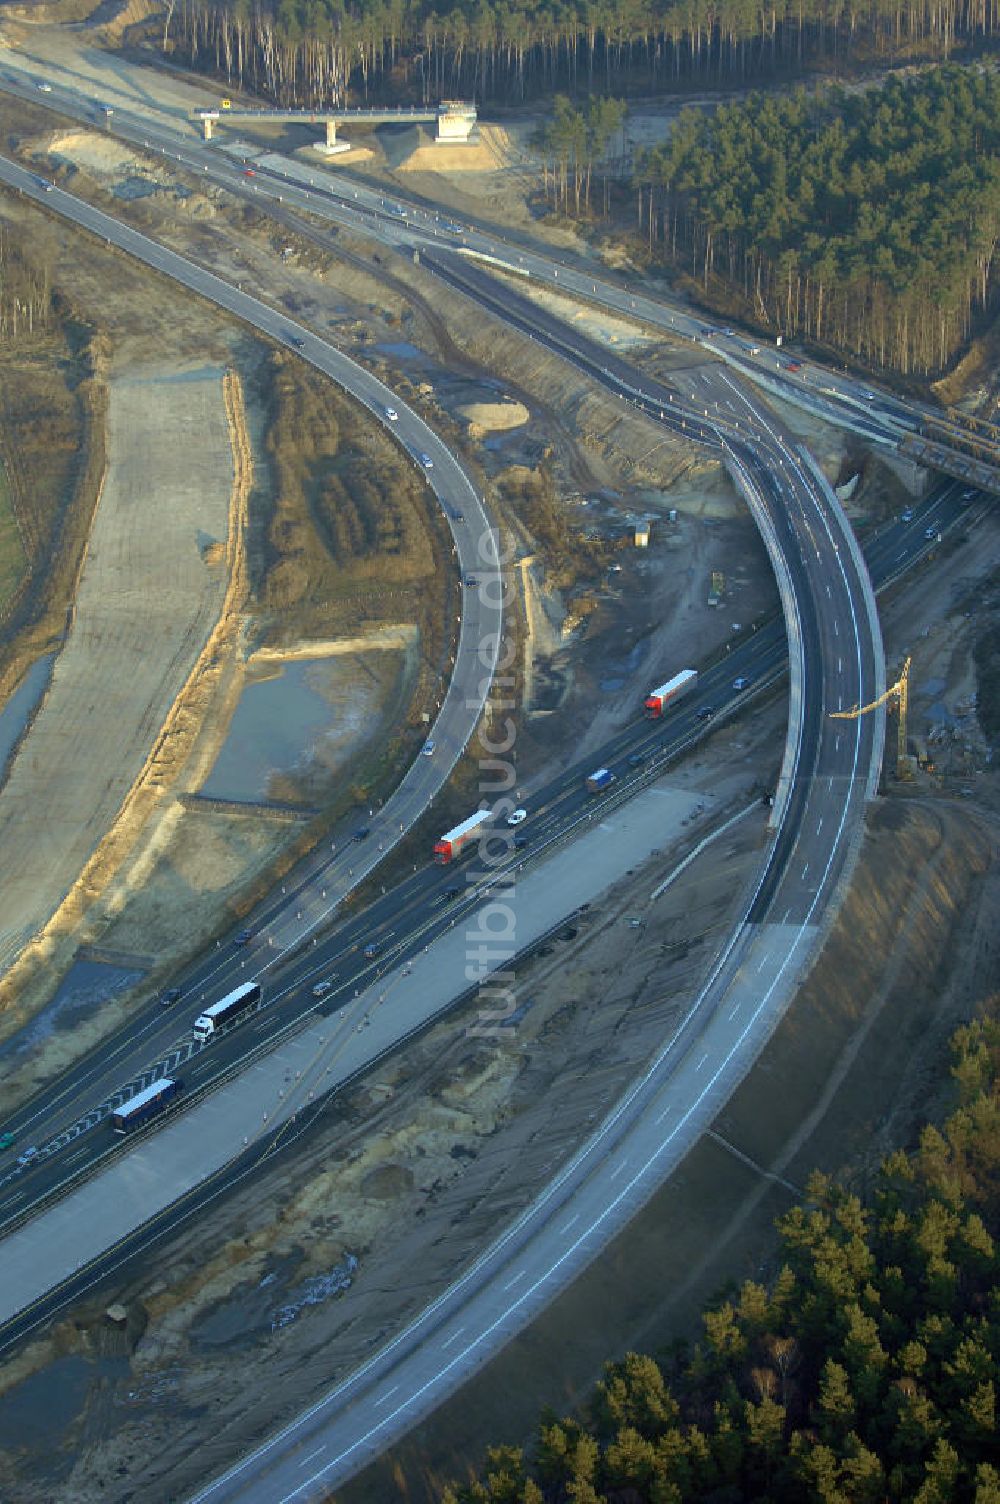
[0, 365, 235, 976]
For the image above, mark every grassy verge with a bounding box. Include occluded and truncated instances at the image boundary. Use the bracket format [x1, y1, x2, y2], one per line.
[0, 320, 109, 706]
[0, 459, 27, 622]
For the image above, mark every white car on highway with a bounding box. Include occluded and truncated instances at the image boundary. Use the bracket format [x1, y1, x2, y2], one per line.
[506, 808, 527, 826]
[384, 406, 398, 422]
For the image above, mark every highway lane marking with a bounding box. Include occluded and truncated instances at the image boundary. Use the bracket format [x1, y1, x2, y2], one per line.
[696, 1052, 708, 1071]
[228, 625, 848, 1491]
[802, 863, 809, 879]
[503, 1269, 527, 1291]
[23, 164, 878, 1479]
[816, 816, 824, 834]
[441, 1327, 466, 1350]
[610, 1160, 628, 1180]
[373, 1386, 398, 1408]
[299, 1447, 326, 1468]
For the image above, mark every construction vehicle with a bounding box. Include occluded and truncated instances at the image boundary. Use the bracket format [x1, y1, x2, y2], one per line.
[830, 657, 912, 778]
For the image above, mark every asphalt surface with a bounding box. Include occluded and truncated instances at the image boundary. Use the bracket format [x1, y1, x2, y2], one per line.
[0, 64, 979, 1499]
[174, 260, 887, 1504]
[4, 57, 998, 478]
[0, 150, 505, 1019]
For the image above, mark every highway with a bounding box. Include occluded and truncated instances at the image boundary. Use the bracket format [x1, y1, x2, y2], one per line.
[0, 60, 977, 1500]
[5, 56, 1000, 482]
[0, 151, 509, 951]
[185, 350, 889, 1501]
[0, 461, 963, 1231]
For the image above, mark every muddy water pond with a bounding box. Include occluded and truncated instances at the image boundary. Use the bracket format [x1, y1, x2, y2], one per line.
[201, 655, 389, 804]
[0, 654, 54, 785]
[0, 959, 144, 1064]
[0, 1354, 129, 1451]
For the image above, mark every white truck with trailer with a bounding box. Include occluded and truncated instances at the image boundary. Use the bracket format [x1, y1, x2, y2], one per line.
[193, 981, 262, 1043]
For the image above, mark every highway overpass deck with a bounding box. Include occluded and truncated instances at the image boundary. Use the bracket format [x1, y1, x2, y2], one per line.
[194, 100, 477, 146]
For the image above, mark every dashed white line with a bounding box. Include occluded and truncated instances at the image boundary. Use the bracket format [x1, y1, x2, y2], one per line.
[561, 1215, 580, 1234]
[503, 1269, 527, 1291]
[374, 1386, 399, 1409]
[816, 816, 824, 834]
[696, 1052, 709, 1072]
[441, 1327, 466, 1351]
[299, 1447, 326, 1468]
[802, 862, 810, 879]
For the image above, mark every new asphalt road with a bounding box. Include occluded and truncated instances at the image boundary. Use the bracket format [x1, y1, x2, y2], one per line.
[0, 67, 968, 1500]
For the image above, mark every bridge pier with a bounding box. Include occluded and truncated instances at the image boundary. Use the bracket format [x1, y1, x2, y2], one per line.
[315, 116, 352, 155]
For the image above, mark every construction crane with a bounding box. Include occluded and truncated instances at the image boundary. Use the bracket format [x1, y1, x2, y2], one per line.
[830, 657, 912, 778]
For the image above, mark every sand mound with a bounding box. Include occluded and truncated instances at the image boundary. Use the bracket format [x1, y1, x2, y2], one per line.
[308, 143, 374, 165]
[390, 124, 504, 174]
[457, 399, 529, 433]
[48, 130, 143, 177]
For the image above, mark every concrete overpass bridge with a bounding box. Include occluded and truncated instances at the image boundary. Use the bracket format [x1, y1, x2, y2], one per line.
[194, 100, 476, 153]
[899, 410, 1000, 495]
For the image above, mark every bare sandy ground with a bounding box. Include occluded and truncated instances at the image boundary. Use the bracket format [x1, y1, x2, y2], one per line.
[0, 366, 234, 975]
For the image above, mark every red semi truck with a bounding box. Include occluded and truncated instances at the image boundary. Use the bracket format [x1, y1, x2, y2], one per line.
[644, 668, 698, 719]
[434, 808, 491, 863]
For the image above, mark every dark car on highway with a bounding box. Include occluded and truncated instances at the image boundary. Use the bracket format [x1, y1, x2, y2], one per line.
[234, 930, 253, 947]
[353, 826, 371, 842]
[160, 987, 183, 1007]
